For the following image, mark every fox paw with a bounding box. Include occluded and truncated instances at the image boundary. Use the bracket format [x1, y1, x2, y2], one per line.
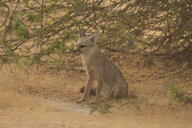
[76, 99, 85, 104]
[89, 100, 99, 106]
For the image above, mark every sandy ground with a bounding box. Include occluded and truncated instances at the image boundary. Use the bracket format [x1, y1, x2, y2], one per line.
[0, 64, 192, 128]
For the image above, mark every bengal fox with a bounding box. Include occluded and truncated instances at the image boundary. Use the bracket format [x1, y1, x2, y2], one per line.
[75, 30, 128, 104]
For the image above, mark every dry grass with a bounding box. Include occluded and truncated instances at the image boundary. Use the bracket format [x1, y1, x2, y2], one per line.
[0, 65, 82, 110]
[0, 53, 191, 110]
[0, 54, 191, 128]
[0, 67, 41, 110]
[0, 89, 39, 109]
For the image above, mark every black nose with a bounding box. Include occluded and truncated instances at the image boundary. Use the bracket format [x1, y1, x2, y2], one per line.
[76, 44, 86, 49]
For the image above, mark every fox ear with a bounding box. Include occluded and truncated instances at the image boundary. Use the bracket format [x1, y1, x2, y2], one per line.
[90, 33, 99, 42]
[79, 29, 86, 37]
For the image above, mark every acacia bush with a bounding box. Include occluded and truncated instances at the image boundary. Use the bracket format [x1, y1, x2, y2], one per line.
[0, 0, 192, 67]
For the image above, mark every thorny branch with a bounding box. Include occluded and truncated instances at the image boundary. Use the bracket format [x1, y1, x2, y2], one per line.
[0, 0, 191, 66]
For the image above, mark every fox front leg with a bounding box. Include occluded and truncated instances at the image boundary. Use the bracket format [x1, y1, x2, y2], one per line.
[76, 76, 94, 103]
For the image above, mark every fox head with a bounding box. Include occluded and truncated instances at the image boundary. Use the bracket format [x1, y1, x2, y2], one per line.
[75, 30, 99, 54]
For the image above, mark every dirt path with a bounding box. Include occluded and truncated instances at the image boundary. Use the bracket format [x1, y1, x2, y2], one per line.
[0, 97, 192, 128]
[0, 67, 192, 128]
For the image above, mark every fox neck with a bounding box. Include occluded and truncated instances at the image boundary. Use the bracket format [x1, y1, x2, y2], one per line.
[80, 46, 100, 66]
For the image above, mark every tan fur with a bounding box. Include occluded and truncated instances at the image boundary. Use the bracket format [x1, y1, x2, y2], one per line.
[75, 32, 128, 105]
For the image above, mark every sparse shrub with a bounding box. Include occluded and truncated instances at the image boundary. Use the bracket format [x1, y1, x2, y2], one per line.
[0, 0, 192, 67]
[90, 104, 114, 114]
[164, 84, 192, 105]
